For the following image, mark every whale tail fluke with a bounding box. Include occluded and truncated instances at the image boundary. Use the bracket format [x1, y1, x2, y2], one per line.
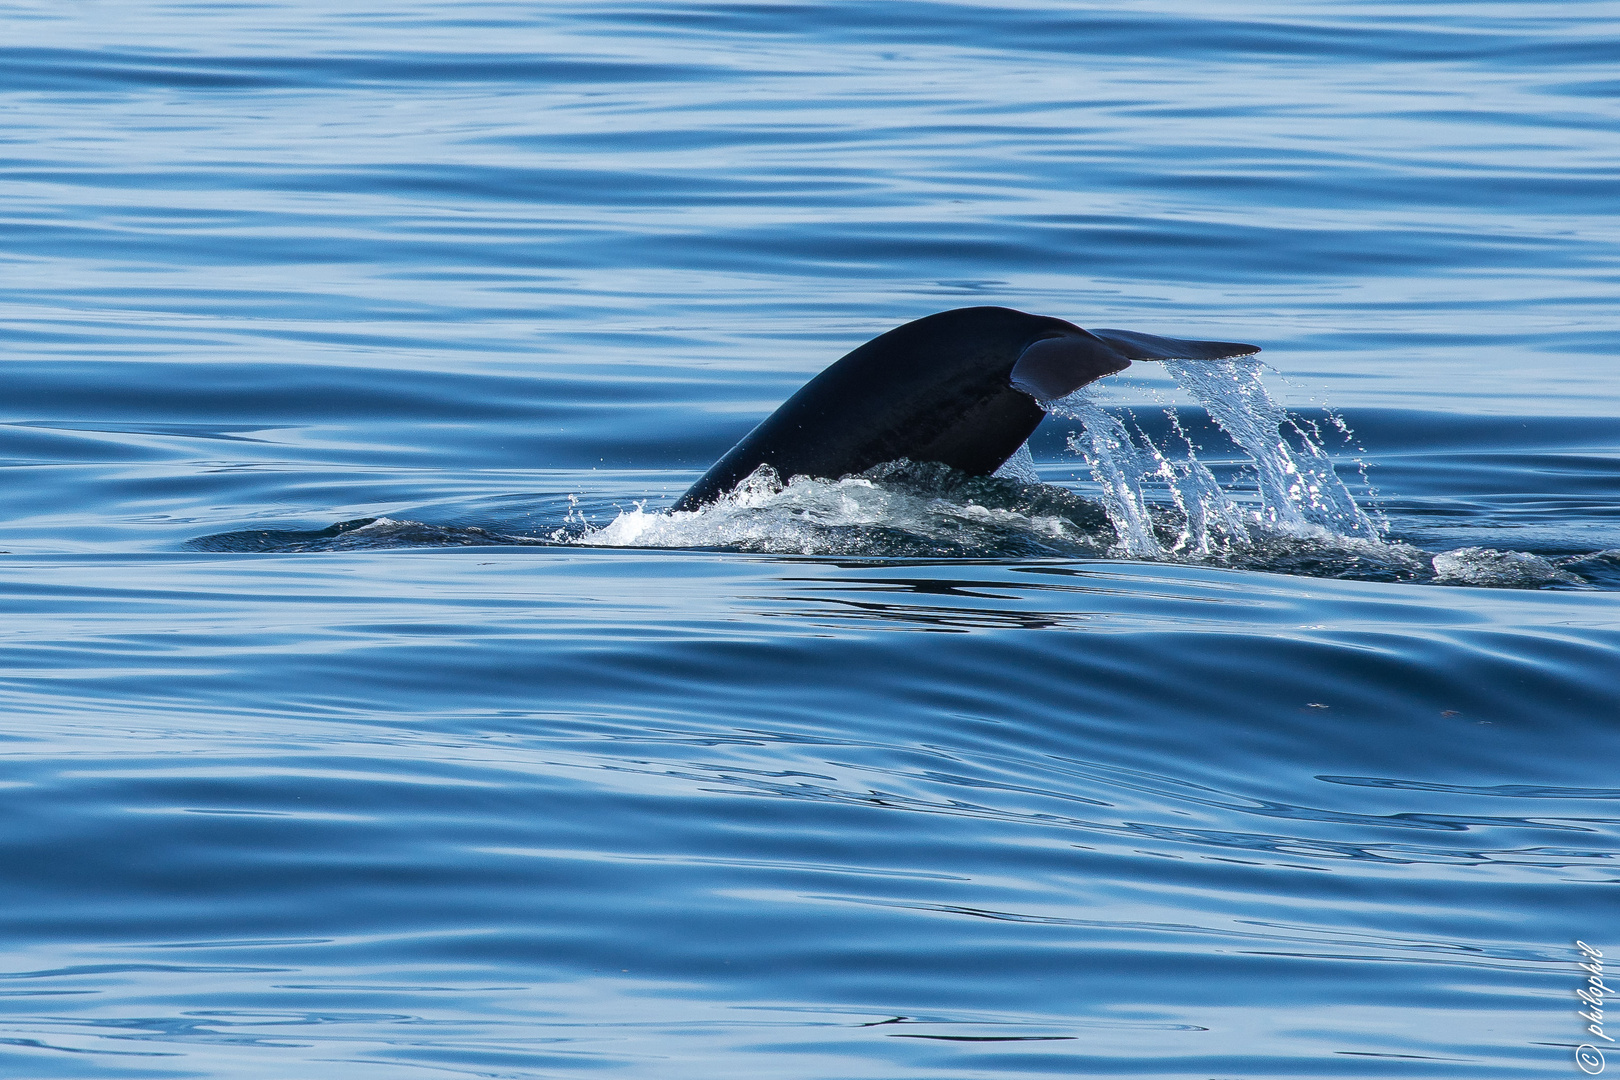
[674, 308, 1263, 512]
[1088, 329, 1260, 361]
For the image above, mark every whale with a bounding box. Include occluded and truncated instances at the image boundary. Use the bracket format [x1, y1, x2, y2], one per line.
[673, 306, 1258, 512]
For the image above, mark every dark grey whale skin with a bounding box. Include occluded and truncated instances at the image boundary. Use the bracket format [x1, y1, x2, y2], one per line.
[673, 306, 1258, 512]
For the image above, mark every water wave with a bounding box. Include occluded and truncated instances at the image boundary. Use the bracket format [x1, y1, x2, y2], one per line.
[186, 459, 1610, 590]
[185, 354, 1613, 591]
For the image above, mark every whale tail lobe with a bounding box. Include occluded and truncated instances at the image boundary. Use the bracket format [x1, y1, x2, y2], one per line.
[1087, 329, 1260, 362]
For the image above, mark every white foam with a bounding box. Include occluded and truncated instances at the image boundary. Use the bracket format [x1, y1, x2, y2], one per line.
[1432, 546, 1583, 588]
[573, 465, 1097, 557]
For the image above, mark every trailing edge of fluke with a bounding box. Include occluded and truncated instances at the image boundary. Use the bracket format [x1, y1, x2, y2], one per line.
[674, 306, 1258, 512]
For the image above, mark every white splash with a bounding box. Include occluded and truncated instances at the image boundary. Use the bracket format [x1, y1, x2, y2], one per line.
[1049, 393, 1170, 557]
[1045, 354, 1381, 555]
[1046, 388, 1253, 557]
[1163, 355, 1382, 539]
[1432, 547, 1582, 588]
[992, 441, 1040, 484]
[572, 464, 1089, 557]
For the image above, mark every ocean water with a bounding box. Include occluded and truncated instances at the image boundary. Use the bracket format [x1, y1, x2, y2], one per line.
[3, 2, 1619, 1076]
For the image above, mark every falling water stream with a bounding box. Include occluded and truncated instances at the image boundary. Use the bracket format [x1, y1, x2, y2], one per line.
[1049, 355, 1380, 559]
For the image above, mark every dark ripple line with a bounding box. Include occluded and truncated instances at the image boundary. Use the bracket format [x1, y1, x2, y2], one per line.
[0, 1037, 180, 1058]
[5, 205, 1607, 286]
[818, 896, 1571, 973]
[1320, 775, 1620, 799]
[0, 964, 291, 980]
[0, 48, 733, 92]
[598, 5, 1620, 66]
[637, 760, 1615, 866]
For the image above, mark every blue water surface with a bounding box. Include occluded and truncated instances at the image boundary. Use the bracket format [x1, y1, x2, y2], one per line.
[3, 2, 1618, 1076]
